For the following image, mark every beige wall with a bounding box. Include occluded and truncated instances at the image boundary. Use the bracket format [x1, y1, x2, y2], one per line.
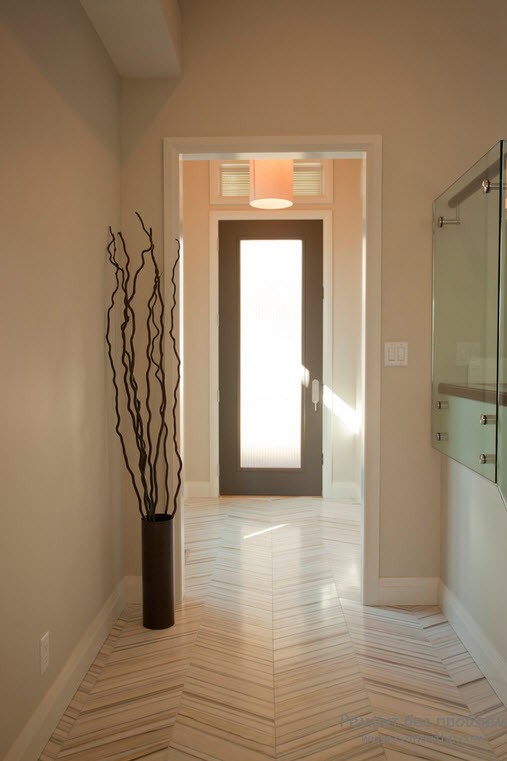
[180, 159, 363, 495]
[0, 2, 122, 755]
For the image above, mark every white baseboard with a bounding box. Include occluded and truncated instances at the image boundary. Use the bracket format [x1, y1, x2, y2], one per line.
[186, 480, 360, 502]
[440, 582, 507, 708]
[184, 481, 212, 499]
[378, 576, 439, 605]
[5, 579, 126, 761]
[124, 574, 142, 603]
[326, 481, 361, 502]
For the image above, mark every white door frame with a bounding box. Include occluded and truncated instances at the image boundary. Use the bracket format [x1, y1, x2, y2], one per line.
[163, 135, 382, 605]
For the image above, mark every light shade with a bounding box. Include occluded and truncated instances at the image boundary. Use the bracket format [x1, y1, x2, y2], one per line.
[249, 160, 294, 209]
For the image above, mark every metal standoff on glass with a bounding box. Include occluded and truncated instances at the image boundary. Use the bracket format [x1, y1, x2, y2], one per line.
[481, 178, 503, 193]
[479, 453, 496, 465]
[435, 432, 449, 441]
[480, 414, 497, 425]
[311, 379, 320, 412]
[436, 400, 449, 410]
[482, 179, 492, 193]
[437, 212, 460, 228]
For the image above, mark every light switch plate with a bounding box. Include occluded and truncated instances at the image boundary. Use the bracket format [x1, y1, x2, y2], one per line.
[385, 342, 408, 367]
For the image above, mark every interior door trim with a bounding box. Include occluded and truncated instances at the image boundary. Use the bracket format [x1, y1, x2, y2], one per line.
[163, 134, 382, 608]
[209, 210, 333, 499]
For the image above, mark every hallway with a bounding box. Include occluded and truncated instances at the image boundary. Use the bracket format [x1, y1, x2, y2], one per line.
[40, 499, 507, 761]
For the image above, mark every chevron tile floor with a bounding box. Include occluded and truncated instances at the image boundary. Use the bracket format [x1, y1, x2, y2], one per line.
[40, 497, 507, 761]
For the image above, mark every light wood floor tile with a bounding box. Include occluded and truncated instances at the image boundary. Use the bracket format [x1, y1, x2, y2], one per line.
[415, 612, 507, 760]
[40, 498, 505, 761]
[341, 601, 499, 760]
[271, 503, 387, 761]
[384, 750, 428, 761]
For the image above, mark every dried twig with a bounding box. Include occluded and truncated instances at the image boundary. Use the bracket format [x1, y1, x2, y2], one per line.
[105, 214, 181, 520]
[169, 240, 183, 516]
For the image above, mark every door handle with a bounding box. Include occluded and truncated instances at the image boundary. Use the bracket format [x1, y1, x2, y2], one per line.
[312, 379, 320, 411]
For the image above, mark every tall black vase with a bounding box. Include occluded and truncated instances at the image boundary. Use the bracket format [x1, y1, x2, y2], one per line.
[141, 514, 175, 629]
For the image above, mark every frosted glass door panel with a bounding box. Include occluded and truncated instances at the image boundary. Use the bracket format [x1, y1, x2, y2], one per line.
[240, 240, 302, 469]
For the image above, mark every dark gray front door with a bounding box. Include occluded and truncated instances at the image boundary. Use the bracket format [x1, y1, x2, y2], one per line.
[219, 219, 323, 495]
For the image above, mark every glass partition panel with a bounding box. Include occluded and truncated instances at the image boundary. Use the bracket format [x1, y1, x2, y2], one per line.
[496, 143, 507, 503]
[432, 143, 501, 480]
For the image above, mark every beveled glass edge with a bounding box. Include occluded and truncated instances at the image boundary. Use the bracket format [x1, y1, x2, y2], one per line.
[434, 140, 503, 207]
[496, 140, 507, 506]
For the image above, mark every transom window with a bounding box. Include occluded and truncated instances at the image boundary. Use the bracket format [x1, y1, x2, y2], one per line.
[210, 160, 333, 205]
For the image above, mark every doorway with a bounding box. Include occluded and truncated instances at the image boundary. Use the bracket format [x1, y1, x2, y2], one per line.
[163, 135, 382, 606]
[219, 219, 323, 496]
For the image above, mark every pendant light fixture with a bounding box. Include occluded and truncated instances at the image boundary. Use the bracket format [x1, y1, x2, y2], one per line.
[249, 159, 294, 209]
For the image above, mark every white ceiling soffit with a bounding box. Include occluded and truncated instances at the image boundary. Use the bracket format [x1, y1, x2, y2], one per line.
[81, 0, 181, 78]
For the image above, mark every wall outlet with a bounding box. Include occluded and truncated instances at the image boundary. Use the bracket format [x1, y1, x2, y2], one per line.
[40, 631, 50, 675]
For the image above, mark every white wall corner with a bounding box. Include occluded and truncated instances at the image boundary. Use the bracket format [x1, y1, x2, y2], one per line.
[328, 481, 361, 502]
[4, 580, 126, 761]
[378, 576, 439, 606]
[440, 582, 507, 708]
[184, 481, 212, 499]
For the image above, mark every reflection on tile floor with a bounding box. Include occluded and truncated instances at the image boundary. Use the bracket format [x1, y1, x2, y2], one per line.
[40, 497, 507, 761]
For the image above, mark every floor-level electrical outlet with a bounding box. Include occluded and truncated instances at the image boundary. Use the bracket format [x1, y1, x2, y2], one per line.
[40, 631, 50, 675]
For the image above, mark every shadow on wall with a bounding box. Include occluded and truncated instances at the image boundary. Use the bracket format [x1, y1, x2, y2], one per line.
[120, 79, 177, 160]
[0, 0, 177, 154]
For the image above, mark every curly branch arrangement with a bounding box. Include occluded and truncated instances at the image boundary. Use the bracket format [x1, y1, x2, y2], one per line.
[105, 213, 182, 520]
